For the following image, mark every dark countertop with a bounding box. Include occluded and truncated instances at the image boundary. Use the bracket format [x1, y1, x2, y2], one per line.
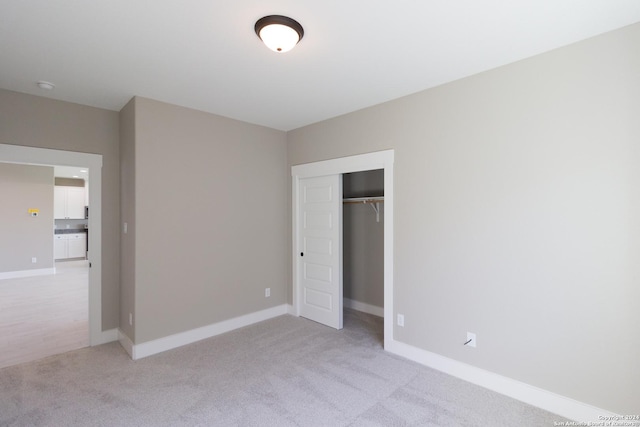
[54, 229, 88, 235]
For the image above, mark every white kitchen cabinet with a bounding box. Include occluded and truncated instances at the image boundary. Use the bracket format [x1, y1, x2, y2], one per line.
[54, 186, 86, 219]
[67, 234, 86, 258]
[54, 235, 67, 259]
[54, 233, 86, 260]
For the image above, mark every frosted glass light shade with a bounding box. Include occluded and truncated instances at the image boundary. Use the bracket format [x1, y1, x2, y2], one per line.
[259, 24, 299, 52]
[255, 15, 304, 53]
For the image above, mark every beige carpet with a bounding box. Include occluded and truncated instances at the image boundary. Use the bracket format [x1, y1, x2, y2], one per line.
[0, 309, 565, 426]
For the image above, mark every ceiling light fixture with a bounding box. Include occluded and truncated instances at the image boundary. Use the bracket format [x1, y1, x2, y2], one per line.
[37, 81, 55, 90]
[255, 15, 304, 53]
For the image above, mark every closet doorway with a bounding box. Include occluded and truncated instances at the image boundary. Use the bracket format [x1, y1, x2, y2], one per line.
[343, 169, 384, 318]
[292, 149, 394, 349]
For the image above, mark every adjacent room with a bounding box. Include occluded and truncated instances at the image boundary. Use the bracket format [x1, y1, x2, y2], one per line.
[0, 1, 638, 425]
[0, 163, 90, 369]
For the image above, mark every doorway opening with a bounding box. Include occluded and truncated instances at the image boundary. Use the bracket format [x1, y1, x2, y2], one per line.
[0, 144, 103, 366]
[292, 150, 394, 349]
[0, 161, 91, 368]
[343, 169, 384, 343]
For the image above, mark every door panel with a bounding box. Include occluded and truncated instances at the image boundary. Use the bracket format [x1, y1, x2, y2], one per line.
[298, 175, 342, 329]
[305, 262, 332, 282]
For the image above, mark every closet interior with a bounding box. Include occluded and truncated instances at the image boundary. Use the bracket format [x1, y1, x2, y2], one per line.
[343, 169, 384, 319]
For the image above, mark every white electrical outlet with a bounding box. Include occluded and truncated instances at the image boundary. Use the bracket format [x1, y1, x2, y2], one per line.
[31, 257, 37, 263]
[265, 288, 271, 297]
[123, 222, 128, 234]
[466, 332, 477, 348]
[397, 314, 405, 327]
[129, 313, 133, 326]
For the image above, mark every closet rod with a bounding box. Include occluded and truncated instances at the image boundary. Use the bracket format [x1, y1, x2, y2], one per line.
[343, 197, 384, 222]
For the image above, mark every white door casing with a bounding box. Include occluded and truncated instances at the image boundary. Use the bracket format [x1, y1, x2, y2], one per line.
[298, 175, 343, 329]
[292, 149, 394, 348]
[0, 143, 103, 345]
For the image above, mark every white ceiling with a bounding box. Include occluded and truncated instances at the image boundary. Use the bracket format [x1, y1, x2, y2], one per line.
[54, 166, 88, 180]
[2, 1, 639, 131]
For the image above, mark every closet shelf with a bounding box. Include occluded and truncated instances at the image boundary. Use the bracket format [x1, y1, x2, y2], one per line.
[342, 197, 384, 204]
[343, 197, 384, 222]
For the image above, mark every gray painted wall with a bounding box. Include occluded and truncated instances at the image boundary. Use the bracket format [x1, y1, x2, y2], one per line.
[0, 89, 120, 331]
[123, 97, 288, 344]
[0, 163, 54, 273]
[287, 23, 640, 414]
[343, 170, 384, 199]
[119, 97, 136, 341]
[343, 170, 384, 309]
[55, 177, 84, 187]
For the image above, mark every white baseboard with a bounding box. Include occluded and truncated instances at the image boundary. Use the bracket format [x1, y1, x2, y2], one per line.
[386, 339, 618, 423]
[118, 329, 135, 359]
[128, 304, 289, 360]
[92, 328, 118, 345]
[344, 298, 383, 317]
[287, 304, 295, 315]
[0, 267, 56, 280]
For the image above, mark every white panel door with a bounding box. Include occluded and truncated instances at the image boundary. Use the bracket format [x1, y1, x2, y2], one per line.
[298, 175, 343, 329]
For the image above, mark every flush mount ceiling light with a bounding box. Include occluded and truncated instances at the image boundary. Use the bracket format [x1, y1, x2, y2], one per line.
[255, 15, 304, 53]
[37, 81, 55, 90]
